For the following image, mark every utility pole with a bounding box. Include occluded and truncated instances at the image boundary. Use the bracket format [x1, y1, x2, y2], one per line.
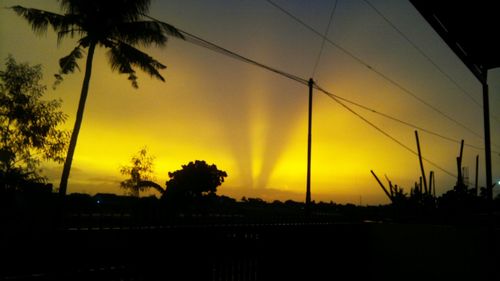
[305, 78, 314, 217]
[481, 77, 493, 201]
[456, 140, 464, 187]
[475, 155, 479, 196]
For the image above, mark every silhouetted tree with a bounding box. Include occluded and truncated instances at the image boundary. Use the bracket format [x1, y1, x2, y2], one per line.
[0, 56, 68, 191]
[120, 147, 156, 197]
[164, 160, 227, 205]
[11, 0, 184, 196]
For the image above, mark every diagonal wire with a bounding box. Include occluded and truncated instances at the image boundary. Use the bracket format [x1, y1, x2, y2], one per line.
[182, 29, 309, 85]
[315, 83, 457, 178]
[361, 0, 500, 125]
[142, 13, 309, 86]
[144, 13, 497, 174]
[311, 0, 338, 78]
[265, 0, 484, 140]
[317, 86, 499, 154]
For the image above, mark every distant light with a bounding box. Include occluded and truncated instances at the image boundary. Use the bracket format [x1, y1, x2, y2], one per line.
[97, 200, 101, 204]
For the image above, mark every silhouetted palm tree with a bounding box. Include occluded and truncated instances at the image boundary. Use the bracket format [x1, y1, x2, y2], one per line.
[12, 0, 183, 195]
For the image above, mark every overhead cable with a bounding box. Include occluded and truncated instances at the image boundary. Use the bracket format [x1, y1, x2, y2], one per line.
[317, 86, 498, 154]
[265, 0, 484, 140]
[311, 0, 338, 78]
[315, 84, 457, 178]
[144, 13, 487, 176]
[143, 14, 308, 86]
[362, 0, 480, 106]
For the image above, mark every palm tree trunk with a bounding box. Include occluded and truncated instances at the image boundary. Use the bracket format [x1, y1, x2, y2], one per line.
[59, 42, 97, 196]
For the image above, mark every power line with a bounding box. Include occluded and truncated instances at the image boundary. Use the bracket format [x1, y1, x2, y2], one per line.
[149, 7, 500, 156]
[316, 85, 499, 154]
[265, 0, 484, 140]
[311, 0, 338, 78]
[315, 84, 457, 178]
[145, 13, 481, 177]
[178, 17, 500, 153]
[142, 14, 309, 86]
[361, 0, 500, 125]
[149, 14, 491, 153]
[181, 29, 309, 85]
[361, 0, 480, 105]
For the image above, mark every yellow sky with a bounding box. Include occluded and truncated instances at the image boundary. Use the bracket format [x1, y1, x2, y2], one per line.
[1, 0, 499, 204]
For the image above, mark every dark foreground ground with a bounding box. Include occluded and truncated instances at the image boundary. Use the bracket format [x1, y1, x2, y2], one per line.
[2, 219, 500, 280]
[1, 192, 500, 280]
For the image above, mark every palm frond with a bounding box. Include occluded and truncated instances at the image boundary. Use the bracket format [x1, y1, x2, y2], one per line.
[53, 45, 84, 88]
[107, 42, 136, 87]
[11, 6, 68, 35]
[55, 13, 85, 44]
[59, 45, 84, 74]
[107, 40, 166, 88]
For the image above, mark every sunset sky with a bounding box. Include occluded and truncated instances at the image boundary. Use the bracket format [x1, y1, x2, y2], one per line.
[1, 0, 499, 204]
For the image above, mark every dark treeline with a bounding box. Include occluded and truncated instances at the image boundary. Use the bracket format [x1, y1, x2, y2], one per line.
[2, 182, 500, 233]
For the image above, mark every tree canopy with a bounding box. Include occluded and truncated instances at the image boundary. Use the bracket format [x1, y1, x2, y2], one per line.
[0, 56, 68, 190]
[165, 160, 227, 201]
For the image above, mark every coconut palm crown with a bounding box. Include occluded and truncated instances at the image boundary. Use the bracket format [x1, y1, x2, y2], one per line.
[12, 0, 184, 195]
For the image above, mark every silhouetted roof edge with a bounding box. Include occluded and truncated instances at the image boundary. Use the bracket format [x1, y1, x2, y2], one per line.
[410, 0, 500, 83]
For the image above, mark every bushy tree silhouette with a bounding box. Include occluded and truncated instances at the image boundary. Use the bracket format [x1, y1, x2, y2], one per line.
[0, 56, 68, 190]
[164, 160, 227, 207]
[11, 0, 184, 196]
